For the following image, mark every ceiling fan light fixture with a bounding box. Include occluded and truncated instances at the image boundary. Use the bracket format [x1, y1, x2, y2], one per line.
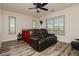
[37, 8, 40, 11]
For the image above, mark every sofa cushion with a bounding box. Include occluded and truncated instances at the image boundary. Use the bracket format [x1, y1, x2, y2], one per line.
[40, 29, 48, 37]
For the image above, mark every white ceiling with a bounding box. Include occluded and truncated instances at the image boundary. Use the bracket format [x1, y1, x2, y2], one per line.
[0, 3, 78, 18]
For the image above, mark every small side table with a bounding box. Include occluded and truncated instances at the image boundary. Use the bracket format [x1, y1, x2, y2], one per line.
[17, 33, 22, 41]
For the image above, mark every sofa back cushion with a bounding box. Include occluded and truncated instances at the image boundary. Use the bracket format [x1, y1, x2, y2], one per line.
[40, 29, 48, 37]
[29, 29, 49, 38]
[29, 29, 42, 37]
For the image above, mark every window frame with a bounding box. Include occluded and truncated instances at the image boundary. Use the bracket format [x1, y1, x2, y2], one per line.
[46, 15, 65, 35]
[9, 16, 16, 35]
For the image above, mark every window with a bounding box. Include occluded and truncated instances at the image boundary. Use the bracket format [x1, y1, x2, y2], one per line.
[46, 15, 65, 35]
[9, 16, 16, 35]
[32, 20, 36, 29]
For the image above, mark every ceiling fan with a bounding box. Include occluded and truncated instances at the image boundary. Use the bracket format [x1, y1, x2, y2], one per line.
[29, 3, 48, 13]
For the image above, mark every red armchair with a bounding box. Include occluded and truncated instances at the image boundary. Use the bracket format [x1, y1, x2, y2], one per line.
[22, 30, 30, 43]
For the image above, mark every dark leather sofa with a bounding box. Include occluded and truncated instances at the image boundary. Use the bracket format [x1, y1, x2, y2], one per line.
[29, 29, 57, 52]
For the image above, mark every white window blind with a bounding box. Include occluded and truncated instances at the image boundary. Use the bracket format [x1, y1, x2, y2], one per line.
[46, 15, 65, 35]
[9, 16, 16, 35]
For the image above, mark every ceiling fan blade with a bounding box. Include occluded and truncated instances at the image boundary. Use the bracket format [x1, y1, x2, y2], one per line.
[41, 3, 48, 7]
[29, 7, 36, 9]
[37, 3, 41, 5]
[33, 3, 41, 7]
[40, 8, 48, 11]
[33, 3, 37, 6]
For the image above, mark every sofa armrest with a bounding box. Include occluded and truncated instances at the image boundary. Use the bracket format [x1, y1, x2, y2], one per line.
[29, 37, 41, 51]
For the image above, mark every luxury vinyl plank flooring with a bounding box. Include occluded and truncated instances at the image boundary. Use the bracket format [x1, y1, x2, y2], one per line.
[0, 41, 79, 56]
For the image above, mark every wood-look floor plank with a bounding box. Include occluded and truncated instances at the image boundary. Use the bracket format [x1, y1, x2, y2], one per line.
[44, 42, 65, 56]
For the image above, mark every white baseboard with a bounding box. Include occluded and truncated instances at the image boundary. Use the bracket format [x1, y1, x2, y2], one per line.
[1, 38, 17, 42]
[58, 40, 70, 44]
